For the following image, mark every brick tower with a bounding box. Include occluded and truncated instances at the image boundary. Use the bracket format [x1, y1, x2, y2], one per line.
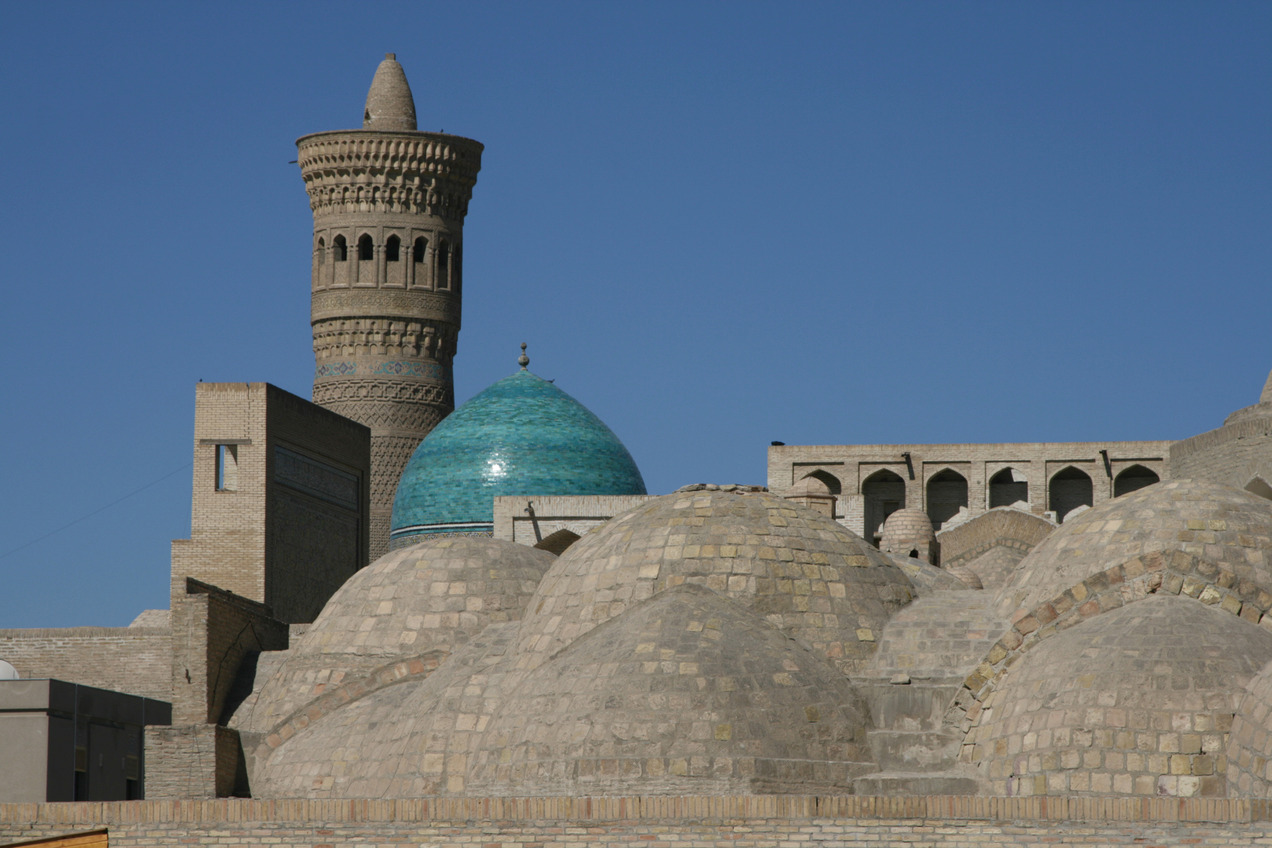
[297, 54, 483, 559]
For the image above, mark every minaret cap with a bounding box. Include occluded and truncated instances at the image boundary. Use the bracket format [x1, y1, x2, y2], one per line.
[518, 343, 530, 370]
[363, 53, 417, 131]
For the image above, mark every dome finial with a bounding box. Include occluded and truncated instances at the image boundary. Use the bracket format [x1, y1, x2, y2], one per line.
[518, 343, 530, 370]
[363, 53, 417, 131]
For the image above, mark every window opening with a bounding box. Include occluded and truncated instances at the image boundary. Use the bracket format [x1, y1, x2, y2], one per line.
[385, 235, 400, 262]
[358, 234, 374, 261]
[333, 235, 347, 261]
[216, 444, 239, 492]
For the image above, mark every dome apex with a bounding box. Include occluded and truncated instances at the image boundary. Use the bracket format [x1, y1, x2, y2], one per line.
[363, 53, 417, 131]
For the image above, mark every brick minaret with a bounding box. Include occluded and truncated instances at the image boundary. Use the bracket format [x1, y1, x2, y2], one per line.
[297, 54, 483, 559]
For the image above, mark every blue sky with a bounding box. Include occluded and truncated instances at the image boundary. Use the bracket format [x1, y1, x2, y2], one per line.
[1, 2, 1269, 628]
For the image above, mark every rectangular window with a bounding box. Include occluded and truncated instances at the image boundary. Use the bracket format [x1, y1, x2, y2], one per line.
[216, 444, 239, 492]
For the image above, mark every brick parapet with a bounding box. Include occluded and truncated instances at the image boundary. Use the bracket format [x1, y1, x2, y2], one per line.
[0, 628, 172, 702]
[6, 795, 1272, 848]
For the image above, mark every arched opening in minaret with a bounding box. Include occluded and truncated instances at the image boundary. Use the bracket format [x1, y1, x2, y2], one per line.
[437, 240, 450, 290]
[385, 235, 400, 262]
[358, 234, 374, 261]
[333, 235, 347, 261]
[316, 237, 325, 264]
[453, 245, 462, 293]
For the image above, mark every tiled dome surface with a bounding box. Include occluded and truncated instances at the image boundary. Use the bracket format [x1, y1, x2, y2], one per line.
[468, 585, 876, 796]
[391, 370, 645, 543]
[967, 595, 1272, 797]
[996, 480, 1272, 620]
[513, 490, 913, 675]
[1225, 659, 1272, 797]
[233, 537, 552, 736]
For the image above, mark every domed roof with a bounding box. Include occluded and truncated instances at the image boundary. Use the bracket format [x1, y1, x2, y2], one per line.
[363, 53, 417, 131]
[391, 360, 646, 544]
[880, 509, 936, 552]
[513, 489, 913, 675]
[996, 479, 1272, 620]
[968, 595, 1272, 797]
[469, 585, 875, 796]
[232, 537, 553, 737]
[1225, 657, 1272, 797]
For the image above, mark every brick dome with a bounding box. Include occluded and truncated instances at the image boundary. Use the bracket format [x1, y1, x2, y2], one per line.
[996, 480, 1272, 621]
[233, 537, 552, 737]
[512, 489, 914, 675]
[967, 595, 1272, 797]
[468, 585, 876, 795]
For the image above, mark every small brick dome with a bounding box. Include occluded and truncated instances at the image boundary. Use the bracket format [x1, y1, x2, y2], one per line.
[879, 508, 938, 565]
[513, 489, 914, 675]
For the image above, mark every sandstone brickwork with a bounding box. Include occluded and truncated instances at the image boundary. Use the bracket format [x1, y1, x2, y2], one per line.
[0, 628, 171, 702]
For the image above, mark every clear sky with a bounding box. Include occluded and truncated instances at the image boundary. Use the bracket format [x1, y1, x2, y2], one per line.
[1, 2, 1269, 628]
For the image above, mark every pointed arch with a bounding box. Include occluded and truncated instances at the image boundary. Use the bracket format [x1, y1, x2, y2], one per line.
[315, 236, 326, 265]
[1049, 466, 1093, 523]
[1246, 476, 1272, 501]
[862, 469, 905, 546]
[1113, 464, 1160, 497]
[535, 529, 581, 556]
[385, 234, 401, 262]
[332, 234, 348, 261]
[437, 239, 450, 290]
[357, 234, 374, 261]
[926, 468, 968, 531]
[988, 467, 1028, 508]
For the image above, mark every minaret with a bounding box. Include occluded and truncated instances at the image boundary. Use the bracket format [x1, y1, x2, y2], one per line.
[297, 54, 483, 559]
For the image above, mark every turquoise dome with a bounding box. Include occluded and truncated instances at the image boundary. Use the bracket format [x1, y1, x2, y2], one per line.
[390, 368, 646, 544]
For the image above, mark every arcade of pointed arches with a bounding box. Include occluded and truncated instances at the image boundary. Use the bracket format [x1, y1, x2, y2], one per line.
[312, 230, 460, 291]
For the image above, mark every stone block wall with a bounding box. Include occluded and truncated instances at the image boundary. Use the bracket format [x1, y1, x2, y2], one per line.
[6, 796, 1272, 847]
[0, 628, 171, 702]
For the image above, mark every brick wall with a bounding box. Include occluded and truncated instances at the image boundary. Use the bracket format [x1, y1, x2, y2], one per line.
[493, 494, 652, 546]
[0, 628, 171, 702]
[769, 441, 1172, 538]
[1172, 415, 1272, 493]
[171, 383, 370, 626]
[5, 796, 1272, 847]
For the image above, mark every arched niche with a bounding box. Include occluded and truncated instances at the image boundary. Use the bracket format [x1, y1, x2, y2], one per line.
[1049, 466, 1093, 523]
[926, 468, 968, 530]
[1113, 464, 1160, 497]
[863, 469, 905, 546]
[988, 467, 1028, 508]
[1247, 476, 1272, 501]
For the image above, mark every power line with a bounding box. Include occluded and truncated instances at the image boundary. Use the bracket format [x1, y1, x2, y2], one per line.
[0, 462, 191, 561]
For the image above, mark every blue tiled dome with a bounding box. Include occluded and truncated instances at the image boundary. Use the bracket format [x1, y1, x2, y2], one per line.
[390, 369, 646, 544]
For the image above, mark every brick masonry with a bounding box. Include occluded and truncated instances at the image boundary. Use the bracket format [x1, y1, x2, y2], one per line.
[7, 797, 1272, 846]
[0, 628, 171, 702]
